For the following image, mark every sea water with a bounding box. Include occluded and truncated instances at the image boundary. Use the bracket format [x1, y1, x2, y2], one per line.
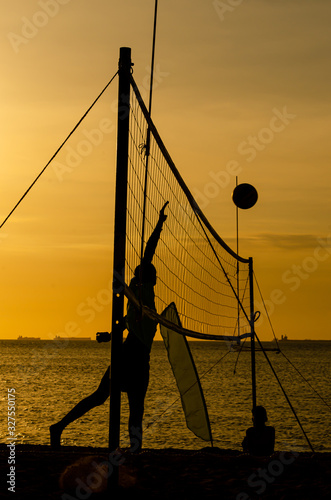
[1, 339, 330, 452]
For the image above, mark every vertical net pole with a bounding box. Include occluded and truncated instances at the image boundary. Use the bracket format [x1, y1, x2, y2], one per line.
[109, 47, 132, 455]
[236, 176, 240, 342]
[249, 257, 257, 410]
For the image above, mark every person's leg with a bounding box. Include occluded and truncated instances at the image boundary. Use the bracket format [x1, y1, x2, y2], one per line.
[127, 389, 145, 452]
[126, 364, 149, 453]
[50, 367, 110, 447]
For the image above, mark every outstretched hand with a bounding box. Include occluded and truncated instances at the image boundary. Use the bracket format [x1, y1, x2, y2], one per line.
[159, 201, 169, 223]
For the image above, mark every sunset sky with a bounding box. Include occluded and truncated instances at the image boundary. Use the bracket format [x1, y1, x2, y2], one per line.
[1, 0, 330, 341]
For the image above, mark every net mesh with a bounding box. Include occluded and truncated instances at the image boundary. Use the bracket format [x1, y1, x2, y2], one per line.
[125, 75, 251, 340]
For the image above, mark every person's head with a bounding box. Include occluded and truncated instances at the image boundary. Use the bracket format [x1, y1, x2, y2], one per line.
[134, 263, 157, 286]
[252, 406, 268, 426]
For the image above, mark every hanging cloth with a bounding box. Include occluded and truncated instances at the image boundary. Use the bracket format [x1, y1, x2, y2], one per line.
[160, 303, 213, 443]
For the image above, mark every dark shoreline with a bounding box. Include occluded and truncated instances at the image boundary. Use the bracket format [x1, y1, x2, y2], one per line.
[3, 338, 331, 342]
[1, 444, 330, 499]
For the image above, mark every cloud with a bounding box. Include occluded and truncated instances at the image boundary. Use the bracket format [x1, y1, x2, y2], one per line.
[255, 233, 325, 250]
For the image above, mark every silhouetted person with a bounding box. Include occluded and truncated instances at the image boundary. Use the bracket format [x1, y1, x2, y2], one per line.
[50, 202, 169, 451]
[242, 406, 275, 456]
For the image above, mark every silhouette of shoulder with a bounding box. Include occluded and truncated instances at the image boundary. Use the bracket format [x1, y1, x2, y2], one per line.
[243, 425, 275, 456]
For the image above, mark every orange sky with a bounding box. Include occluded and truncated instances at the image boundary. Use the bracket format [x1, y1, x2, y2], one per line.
[1, 0, 330, 340]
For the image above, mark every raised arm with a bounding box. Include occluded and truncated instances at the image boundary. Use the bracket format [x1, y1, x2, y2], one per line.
[142, 201, 169, 266]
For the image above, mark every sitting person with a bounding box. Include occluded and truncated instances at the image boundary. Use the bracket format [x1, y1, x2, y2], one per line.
[242, 405, 275, 456]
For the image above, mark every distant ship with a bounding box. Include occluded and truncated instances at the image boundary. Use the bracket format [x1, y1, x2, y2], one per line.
[280, 334, 288, 341]
[17, 336, 41, 340]
[53, 335, 92, 341]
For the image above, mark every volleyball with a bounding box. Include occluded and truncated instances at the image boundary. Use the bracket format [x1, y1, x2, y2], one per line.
[232, 183, 258, 210]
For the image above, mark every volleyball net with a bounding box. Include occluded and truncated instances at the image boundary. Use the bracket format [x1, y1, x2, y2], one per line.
[123, 73, 253, 342]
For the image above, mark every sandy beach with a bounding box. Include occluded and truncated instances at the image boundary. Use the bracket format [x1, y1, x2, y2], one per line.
[1, 444, 330, 499]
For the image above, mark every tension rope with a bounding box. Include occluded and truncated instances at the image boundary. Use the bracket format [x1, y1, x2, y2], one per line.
[253, 272, 280, 347]
[0, 71, 118, 230]
[254, 272, 331, 412]
[280, 349, 331, 412]
[145, 349, 231, 431]
[254, 330, 315, 453]
[140, 0, 158, 265]
[253, 273, 316, 452]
